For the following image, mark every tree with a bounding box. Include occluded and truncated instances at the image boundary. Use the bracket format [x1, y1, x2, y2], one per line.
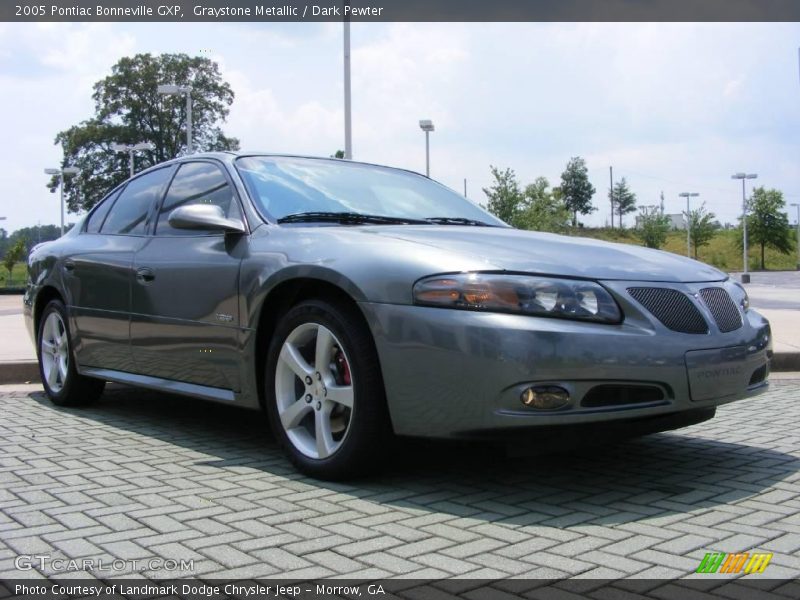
[2, 239, 26, 286]
[612, 178, 637, 227]
[517, 177, 571, 233]
[745, 187, 793, 270]
[686, 203, 717, 259]
[50, 53, 239, 213]
[636, 206, 671, 249]
[483, 166, 524, 226]
[559, 157, 595, 227]
[331, 150, 345, 159]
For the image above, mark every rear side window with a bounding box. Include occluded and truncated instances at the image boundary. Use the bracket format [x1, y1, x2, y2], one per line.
[156, 162, 240, 236]
[101, 168, 172, 235]
[85, 188, 121, 233]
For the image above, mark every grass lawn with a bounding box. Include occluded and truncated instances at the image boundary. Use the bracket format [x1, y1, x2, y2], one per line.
[1, 262, 27, 288]
[1, 228, 795, 290]
[572, 228, 798, 272]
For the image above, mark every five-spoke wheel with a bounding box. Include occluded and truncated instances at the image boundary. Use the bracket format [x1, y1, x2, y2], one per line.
[275, 322, 355, 460]
[40, 310, 70, 393]
[265, 299, 391, 479]
[37, 299, 105, 406]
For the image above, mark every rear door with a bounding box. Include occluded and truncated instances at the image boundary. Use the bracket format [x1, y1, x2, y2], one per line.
[66, 167, 174, 372]
[129, 160, 246, 391]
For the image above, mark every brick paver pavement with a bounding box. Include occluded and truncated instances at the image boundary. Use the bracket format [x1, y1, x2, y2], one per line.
[1, 381, 799, 581]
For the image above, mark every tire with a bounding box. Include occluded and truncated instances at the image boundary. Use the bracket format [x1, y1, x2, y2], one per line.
[265, 298, 392, 480]
[37, 299, 105, 406]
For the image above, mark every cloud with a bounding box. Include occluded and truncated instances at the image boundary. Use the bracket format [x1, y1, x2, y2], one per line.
[0, 21, 798, 234]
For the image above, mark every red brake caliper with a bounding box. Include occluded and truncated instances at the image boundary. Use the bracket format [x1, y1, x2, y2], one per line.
[334, 350, 351, 386]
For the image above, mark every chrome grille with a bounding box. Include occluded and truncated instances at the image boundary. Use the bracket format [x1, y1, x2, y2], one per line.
[700, 287, 743, 333]
[627, 287, 708, 334]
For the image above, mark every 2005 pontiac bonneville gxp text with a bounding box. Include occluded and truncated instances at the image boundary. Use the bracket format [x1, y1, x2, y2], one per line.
[24, 153, 772, 479]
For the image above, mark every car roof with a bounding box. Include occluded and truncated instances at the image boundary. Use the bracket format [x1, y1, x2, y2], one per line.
[150, 151, 427, 179]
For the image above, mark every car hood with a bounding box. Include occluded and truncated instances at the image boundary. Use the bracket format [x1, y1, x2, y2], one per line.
[368, 226, 726, 283]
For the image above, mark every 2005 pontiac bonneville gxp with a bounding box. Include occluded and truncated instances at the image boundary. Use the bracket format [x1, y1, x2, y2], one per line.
[25, 153, 772, 479]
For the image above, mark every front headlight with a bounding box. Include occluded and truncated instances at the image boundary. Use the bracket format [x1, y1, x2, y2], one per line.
[413, 273, 622, 324]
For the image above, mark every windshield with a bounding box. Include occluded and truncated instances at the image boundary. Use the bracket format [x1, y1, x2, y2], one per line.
[234, 156, 506, 226]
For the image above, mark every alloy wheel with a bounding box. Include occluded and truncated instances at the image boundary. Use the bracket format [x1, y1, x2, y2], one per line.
[274, 322, 355, 459]
[41, 311, 69, 393]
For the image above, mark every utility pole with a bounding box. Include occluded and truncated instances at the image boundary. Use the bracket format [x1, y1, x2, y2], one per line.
[679, 192, 699, 258]
[791, 203, 799, 271]
[343, 18, 352, 160]
[609, 166, 614, 229]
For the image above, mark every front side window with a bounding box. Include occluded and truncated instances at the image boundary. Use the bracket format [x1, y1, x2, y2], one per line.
[156, 162, 240, 236]
[101, 167, 173, 235]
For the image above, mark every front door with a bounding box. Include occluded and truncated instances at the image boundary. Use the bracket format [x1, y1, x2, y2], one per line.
[129, 160, 246, 391]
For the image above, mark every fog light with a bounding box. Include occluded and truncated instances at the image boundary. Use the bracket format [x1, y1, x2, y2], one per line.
[520, 385, 570, 410]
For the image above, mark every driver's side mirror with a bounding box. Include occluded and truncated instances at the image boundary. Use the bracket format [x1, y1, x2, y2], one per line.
[168, 204, 246, 234]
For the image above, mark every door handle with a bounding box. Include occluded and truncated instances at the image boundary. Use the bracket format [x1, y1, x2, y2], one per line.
[63, 260, 75, 272]
[136, 267, 155, 284]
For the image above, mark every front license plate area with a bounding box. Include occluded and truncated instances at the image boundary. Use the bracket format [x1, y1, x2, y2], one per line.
[686, 346, 750, 402]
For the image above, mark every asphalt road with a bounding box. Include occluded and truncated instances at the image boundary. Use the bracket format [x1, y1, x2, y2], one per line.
[737, 271, 800, 310]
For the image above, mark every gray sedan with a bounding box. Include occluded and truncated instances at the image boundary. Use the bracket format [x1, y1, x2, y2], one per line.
[24, 153, 772, 479]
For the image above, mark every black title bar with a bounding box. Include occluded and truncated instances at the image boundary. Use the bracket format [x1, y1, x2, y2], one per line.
[4, 0, 800, 22]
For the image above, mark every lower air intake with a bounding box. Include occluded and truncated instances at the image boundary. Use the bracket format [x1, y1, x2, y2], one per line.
[582, 384, 665, 408]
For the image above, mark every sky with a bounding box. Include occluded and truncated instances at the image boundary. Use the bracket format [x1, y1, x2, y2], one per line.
[0, 21, 798, 234]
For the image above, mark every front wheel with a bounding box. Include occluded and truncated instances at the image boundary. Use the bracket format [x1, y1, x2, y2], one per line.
[37, 299, 105, 406]
[265, 299, 392, 480]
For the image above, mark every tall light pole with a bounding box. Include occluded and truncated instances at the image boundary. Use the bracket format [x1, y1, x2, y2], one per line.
[111, 142, 155, 178]
[44, 167, 79, 236]
[791, 203, 800, 271]
[343, 19, 352, 160]
[419, 120, 434, 177]
[158, 84, 193, 154]
[679, 192, 699, 257]
[732, 172, 757, 283]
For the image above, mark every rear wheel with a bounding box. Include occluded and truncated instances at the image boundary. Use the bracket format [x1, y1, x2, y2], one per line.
[37, 300, 105, 406]
[265, 299, 391, 480]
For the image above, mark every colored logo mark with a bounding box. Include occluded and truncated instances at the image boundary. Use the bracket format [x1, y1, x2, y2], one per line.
[696, 552, 772, 574]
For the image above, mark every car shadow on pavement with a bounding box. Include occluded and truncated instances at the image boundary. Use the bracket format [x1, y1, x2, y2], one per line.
[27, 384, 800, 528]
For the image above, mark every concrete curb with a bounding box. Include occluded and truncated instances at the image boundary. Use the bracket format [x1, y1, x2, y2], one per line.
[0, 361, 39, 385]
[0, 355, 798, 386]
[771, 352, 800, 373]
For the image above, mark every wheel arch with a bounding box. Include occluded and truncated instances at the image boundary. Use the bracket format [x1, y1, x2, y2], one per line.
[33, 286, 64, 339]
[252, 275, 386, 417]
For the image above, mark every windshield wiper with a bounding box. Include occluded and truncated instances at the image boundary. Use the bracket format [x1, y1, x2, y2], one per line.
[277, 211, 430, 225]
[424, 217, 496, 227]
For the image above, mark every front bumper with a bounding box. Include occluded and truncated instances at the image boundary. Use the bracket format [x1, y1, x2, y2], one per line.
[360, 280, 770, 439]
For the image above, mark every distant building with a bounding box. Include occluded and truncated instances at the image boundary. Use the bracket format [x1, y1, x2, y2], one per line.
[666, 213, 686, 230]
[634, 212, 686, 230]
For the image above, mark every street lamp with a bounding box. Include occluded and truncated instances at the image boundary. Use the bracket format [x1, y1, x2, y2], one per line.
[158, 84, 193, 154]
[44, 166, 79, 236]
[419, 119, 434, 177]
[791, 203, 800, 271]
[679, 192, 699, 257]
[731, 172, 757, 283]
[111, 142, 155, 178]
